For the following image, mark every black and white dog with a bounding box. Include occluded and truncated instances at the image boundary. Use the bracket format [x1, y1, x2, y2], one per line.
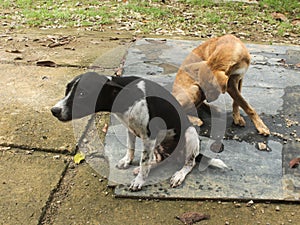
[51, 72, 226, 191]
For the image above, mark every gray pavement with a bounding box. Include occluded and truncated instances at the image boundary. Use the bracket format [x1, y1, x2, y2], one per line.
[110, 38, 300, 201]
[1, 29, 300, 225]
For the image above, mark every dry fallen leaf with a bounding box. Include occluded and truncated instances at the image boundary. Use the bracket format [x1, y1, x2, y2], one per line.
[14, 56, 23, 60]
[102, 123, 109, 133]
[176, 212, 210, 225]
[291, 19, 300, 26]
[5, 49, 23, 53]
[271, 12, 288, 22]
[289, 157, 300, 168]
[36, 60, 57, 67]
[74, 152, 85, 164]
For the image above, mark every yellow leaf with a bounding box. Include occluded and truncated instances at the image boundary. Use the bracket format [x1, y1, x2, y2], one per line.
[74, 152, 85, 164]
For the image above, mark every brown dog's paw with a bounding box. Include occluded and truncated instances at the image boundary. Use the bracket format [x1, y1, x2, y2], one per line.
[188, 115, 203, 127]
[233, 116, 246, 127]
[257, 125, 270, 136]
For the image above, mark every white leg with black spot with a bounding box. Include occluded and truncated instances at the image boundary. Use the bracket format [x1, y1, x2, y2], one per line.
[116, 130, 136, 169]
[170, 126, 200, 187]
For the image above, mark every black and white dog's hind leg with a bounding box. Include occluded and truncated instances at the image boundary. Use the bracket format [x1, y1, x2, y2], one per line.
[129, 138, 156, 191]
[170, 126, 228, 188]
[116, 130, 136, 169]
[170, 126, 200, 187]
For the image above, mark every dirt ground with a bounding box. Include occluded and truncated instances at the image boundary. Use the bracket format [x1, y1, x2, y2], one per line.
[1, 26, 300, 225]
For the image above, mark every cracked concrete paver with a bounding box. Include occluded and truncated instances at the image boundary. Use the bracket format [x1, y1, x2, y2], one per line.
[0, 64, 80, 152]
[41, 163, 300, 225]
[0, 30, 127, 68]
[0, 149, 67, 225]
[1, 28, 300, 224]
[0, 30, 130, 153]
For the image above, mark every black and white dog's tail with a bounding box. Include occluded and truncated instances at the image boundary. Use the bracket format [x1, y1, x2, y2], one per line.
[196, 153, 228, 172]
[196, 137, 228, 172]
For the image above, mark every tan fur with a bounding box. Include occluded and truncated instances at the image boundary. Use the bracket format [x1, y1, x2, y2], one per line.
[172, 34, 270, 136]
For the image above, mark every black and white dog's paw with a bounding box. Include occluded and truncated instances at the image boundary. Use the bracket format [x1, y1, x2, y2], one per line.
[116, 156, 132, 169]
[129, 175, 145, 191]
[170, 170, 187, 188]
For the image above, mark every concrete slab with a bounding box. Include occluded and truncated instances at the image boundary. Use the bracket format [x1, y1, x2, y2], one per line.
[0, 64, 80, 152]
[0, 149, 67, 224]
[77, 38, 300, 201]
[2, 29, 300, 224]
[48, 162, 300, 225]
[0, 30, 130, 153]
[0, 30, 125, 68]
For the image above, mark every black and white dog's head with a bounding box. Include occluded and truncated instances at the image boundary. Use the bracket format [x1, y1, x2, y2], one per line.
[51, 72, 121, 121]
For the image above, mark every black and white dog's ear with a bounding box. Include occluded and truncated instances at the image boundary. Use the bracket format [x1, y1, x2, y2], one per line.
[105, 80, 124, 89]
[104, 80, 126, 97]
[107, 80, 135, 93]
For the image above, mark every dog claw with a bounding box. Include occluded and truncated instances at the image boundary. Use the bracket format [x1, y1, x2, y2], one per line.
[116, 157, 132, 169]
[258, 127, 270, 136]
[129, 185, 142, 192]
[116, 162, 130, 169]
[188, 116, 203, 127]
[233, 116, 246, 127]
[170, 171, 185, 188]
[129, 176, 145, 191]
[255, 120, 270, 136]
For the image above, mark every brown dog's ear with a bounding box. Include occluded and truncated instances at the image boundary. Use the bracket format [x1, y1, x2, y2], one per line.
[214, 71, 228, 94]
[198, 63, 228, 103]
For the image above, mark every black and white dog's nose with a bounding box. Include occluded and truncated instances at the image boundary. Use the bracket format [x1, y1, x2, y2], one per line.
[51, 107, 62, 117]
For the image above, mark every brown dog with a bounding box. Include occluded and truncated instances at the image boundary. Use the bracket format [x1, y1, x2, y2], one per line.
[172, 34, 270, 136]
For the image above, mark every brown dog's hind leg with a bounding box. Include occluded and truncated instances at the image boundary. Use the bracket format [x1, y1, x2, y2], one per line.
[188, 115, 203, 126]
[227, 77, 270, 136]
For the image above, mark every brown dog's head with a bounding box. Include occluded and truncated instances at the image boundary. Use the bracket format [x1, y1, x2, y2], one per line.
[182, 62, 228, 103]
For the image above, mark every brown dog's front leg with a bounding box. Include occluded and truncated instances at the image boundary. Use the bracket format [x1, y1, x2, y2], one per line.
[173, 83, 204, 127]
[188, 115, 203, 126]
[229, 77, 246, 127]
[227, 79, 270, 136]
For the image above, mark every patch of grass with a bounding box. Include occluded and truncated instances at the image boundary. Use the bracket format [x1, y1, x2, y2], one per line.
[15, 0, 34, 8]
[1, 0, 115, 28]
[0, 0, 11, 8]
[259, 0, 299, 15]
[185, 0, 217, 7]
[0, 0, 298, 44]
[277, 21, 294, 36]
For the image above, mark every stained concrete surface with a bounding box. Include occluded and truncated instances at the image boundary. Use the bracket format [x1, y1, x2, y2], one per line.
[1, 29, 300, 225]
[0, 149, 67, 225]
[0, 64, 79, 152]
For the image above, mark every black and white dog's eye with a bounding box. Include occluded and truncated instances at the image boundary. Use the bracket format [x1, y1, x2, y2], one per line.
[76, 89, 86, 97]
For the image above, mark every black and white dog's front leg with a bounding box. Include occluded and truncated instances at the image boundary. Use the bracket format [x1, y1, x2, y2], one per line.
[129, 138, 156, 191]
[116, 130, 136, 169]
